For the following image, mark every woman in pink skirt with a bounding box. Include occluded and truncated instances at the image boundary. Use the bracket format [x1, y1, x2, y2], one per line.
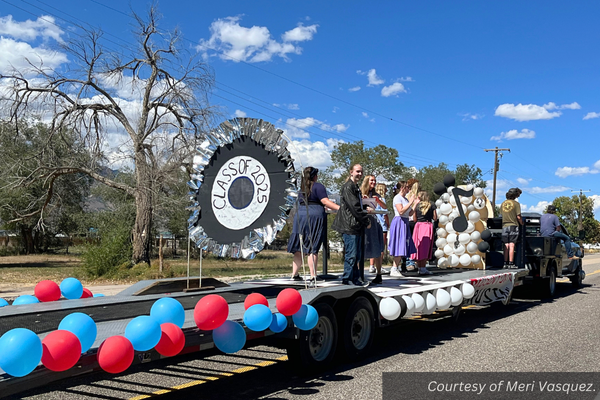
[412, 191, 437, 275]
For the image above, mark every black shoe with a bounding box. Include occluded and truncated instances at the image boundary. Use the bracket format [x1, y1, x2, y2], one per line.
[370, 274, 382, 285]
[342, 279, 351, 285]
[291, 275, 302, 281]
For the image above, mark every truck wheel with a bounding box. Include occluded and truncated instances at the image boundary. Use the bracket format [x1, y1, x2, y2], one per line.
[541, 266, 557, 298]
[570, 261, 584, 288]
[286, 303, 338, 372]
[340, 296, 375, 360]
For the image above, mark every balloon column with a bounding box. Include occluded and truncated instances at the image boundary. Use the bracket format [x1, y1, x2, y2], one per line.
[433, 174, 492, 269]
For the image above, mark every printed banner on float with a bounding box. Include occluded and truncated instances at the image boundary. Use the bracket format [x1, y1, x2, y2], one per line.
[464, 272, 515, 306]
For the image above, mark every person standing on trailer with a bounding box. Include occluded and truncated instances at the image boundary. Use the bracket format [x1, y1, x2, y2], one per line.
[411, 191, 437, 275]
[361, 175, 386, 285]
[388, 181, 418, 277]
[500, 187, 523, 268]
[288, 167, 339, 283]
[375, 183, 390, 254]
[332, 164, 372, 286]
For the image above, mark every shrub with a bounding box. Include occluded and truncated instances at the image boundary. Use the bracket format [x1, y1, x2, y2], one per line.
[82, 224, 132, 277]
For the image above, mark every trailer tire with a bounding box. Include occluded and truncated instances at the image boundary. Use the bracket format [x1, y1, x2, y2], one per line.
[340, 296, 375, 361]
[570, 260, 584, 288]
[286, 303, 338, 372]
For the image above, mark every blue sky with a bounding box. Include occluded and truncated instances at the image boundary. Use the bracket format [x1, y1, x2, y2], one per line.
[1, 1, 599, 215]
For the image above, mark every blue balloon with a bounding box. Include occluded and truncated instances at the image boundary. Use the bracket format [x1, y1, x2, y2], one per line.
[213, 321, 246, 354]
[59, 312, 97, 353]
[0, 298, 8, 307]
[12, 295, 39, 305]
[150, 297, 185, 328]
[125, 316, 161, 351]
[60, 277, 83, 300]
[243, 304, 272, 332]
[292, 304, 319, 331]
[93, 293, 105, 297]
[269, 313, 288, 333]
[0, 328, 42, 377]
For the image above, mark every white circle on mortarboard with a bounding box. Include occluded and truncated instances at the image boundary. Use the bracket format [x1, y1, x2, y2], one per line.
[459, 253, 471, 266]
[436, 228, 448, 238]
[434, 249, 445, 259]
[436, 237, 447, 248]
[458, 233, 471, 245]
[439, 215, 449, 225]
[468, 211, 481, 223]
[473, 197, 485, 210]
[211, 156, 271, 230]
[466, 241, 478, 254]
[471, 254, 481, 265]
[473, 187, 484, 198]
[470, 231, 481, 242]
[438, 257, 449, 268]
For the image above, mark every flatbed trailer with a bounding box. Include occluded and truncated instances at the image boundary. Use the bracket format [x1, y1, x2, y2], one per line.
[0, 267, 529, 398]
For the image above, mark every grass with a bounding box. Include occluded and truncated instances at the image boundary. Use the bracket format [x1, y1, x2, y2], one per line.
[0, 248, 346, 286]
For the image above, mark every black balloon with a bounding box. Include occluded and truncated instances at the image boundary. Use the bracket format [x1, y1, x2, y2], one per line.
[433, 182, 447, 196]
[477, 241, 490, 253]
[397, 296, 407, 318]
[480, 229, 491, 241]
[443, 174, 456, 187]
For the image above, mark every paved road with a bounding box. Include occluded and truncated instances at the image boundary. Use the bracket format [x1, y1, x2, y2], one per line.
[12, 255, 600, 400]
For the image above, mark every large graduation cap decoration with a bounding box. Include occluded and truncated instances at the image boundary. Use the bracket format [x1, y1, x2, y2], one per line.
[187, 118, 298, 259]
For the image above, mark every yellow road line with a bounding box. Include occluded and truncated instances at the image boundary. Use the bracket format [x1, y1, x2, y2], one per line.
[127, 355, 288, 399]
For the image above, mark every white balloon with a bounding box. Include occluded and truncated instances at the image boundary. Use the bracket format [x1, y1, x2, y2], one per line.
[435, 289, 452, 310]
[411, 293, 425, 312]
[454, 244, 466, 255]
[470, 231, 481, 242]
[465, 221, 475, 233]
[402, 295, 415, 317]
[434, 249, 445, 259]
[447, 186, 455, 195]
[459, 253, 471, 266]
[473, 187, 484, 198]
[471, 254, 481, 265]
[441, 193, 450, 202]
[423, 292, 437, 314]
[468, 211, 481, 223]
[446, 221, 456, 233]
[450, 287, 464, 306]
[449, 254, 460, 267]
[379, 297, 401, 320]
[436, 237, 447, 248]
[460, 195, 472, 205]
[443, 244, 454, 255]
[474, 197, 486, 210]
[437, 257, 449, 268]
[465, 184, 474, 191]
[466, 241, 478, 254]
[449, 195, 457, 206]
[436, 228, 448, 238]
[467, 205, 475, 213]
[439, 215, 449, 226]
[458, 233, 471, 245]
[440, 203, 452, 215]
[449, 210, 460, 222]
[446, 233, 457, 244]
[461, 283, 475, 299]
[435, 199, 443, 208]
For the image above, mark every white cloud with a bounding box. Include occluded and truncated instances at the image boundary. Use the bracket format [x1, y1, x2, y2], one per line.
[234, 109, 247, 117]
[524, 201, 551, 214]
[399, 77, 414, 82]
[348, 86, 361, 92]
[543, 102, 581, 110]
[484, 179, 511, 205]
[459, 113, 484, 121]
[490, 128, 535, 141]
[527, 186, 570, 194]
[197, 17, 318, 63]
[357, 69, 384, 86]
[281, 117, 349, 139]
[381, 82, 406, 97]
[583, 112, 600, 120]
[590, 195, 600, 213]
[0, 15, 63, 42]
[287, 103, 299, 110]
[289, 138, 343, 170]
[555, 166, 599, 178]
[494, 103, 562, 121]
[594, 160, 600, 170]
[516, 177, 530, 185]
[332, 106, 339, 113]
[0, 37, 68, 75]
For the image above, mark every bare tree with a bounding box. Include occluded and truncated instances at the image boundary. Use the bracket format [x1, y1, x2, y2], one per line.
[0, 8, 217, 263]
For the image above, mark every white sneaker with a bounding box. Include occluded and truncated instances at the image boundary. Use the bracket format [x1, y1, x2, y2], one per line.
[381, 267, 391, 275]
[369, 265, 376, 273]
[390, 267, 404, 277]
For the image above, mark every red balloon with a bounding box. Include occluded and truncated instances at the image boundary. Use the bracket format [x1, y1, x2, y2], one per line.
[276, 288, 302, 316]
[155, 323, 185, 357]
[97, 336, 134, 374]
[81, 288, 93, 298]
[42, 330, 82, 372]
[193, 295, 229, 330]
[244, 293, 269, 310]
[35, 280, 61, 302]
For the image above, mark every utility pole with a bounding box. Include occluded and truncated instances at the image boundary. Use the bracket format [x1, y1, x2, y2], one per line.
[484, 147, 510, 216]
[571, 189, 591, 237]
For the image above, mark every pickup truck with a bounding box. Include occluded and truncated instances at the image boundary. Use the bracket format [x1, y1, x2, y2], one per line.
[485, 212, 585, 297]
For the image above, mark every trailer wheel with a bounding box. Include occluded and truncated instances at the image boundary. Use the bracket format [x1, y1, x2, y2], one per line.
[570, 260, 584, 288]
[340, 297, 375, 360]
[540, 265, 557, 298]
[286, 303, 338, 372]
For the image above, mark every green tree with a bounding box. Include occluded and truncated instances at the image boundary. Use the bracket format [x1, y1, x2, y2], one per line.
[553, 195, 600, 242]
[414, 162, 486, 200]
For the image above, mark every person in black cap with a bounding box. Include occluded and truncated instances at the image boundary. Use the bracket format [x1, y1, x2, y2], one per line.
[540, 204, 579, 259]
[500, 188, 522, 267]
